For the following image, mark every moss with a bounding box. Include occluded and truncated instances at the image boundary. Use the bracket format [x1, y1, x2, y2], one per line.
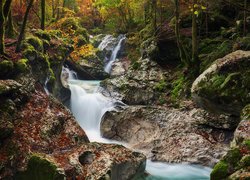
[197, 70, 250, 109]
[49, 68, 56, 84]
[15, 59, 29, 73]
[154, 79, 167, 92]
[0, 60, 14, 78]
[16, 155, 64, 180]
[243, 140, 250, 150]
[131, 61, 141, 70]
[240, 155, 250, 168]
[241, 104, 250, 120]
[34, 30, 51, 41]
[26, 36, 44, 52]
[224, 148, 242, 167]
[171, 76, 185, 101]
[210, 161, 229, 180]
[61, 17, 79, 31]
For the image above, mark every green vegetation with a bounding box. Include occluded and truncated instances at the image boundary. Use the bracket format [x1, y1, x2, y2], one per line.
[210, 161, 229, 180]
[16, 155, 64, 180]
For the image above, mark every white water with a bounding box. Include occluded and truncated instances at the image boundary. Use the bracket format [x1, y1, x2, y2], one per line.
[98, 35, 115, 50]
[44, 77, 50, 95]
[67, 34, 211, 179]
[104, 35, 126, 73]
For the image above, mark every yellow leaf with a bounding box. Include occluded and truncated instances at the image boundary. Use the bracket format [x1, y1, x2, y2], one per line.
[194, 11, 199, 15]
[201, 6, 207, 10]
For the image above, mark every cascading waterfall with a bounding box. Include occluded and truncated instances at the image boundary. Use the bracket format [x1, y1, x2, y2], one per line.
[98, 35, 115, 50]
[44, 77, 50, 95]
[66, 35, 211, 179]
[104, 35, 126, 73]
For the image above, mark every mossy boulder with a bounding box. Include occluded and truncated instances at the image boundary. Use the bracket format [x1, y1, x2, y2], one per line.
[26, 35, 44, 52]
[0, 60, 14, 78]
[192, 50, 250, 116]
[211, 106, 250, 180]
[16, 155, 65, 180]
[14, 59, 29, 74]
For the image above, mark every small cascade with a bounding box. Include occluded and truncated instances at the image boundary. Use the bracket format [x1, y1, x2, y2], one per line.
[68, 78, 116, 142]
[65, 60, 211, 179]
[98, 35, 115, 50]
[104, 35, 126, 73]
[44, 77, 50, 95]
[62, 65, 78, 81]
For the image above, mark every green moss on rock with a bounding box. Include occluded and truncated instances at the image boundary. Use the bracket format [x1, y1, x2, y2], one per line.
[26, 36, 44, 52]
[241, 105, 250, 120]
[240, 155, 250, 168]
[15, 59, 29, 73]
[210, 161, 229, 180]
[154, 79, 167, 92]
[16, 155, 65, 180]
[0, 60, 14, 78]
[34, 30, 51, 41]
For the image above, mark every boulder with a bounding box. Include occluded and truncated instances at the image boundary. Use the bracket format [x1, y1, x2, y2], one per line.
[101, 59, 169, 105]
[0, 80, 146, 179]
[210, 105, 250, 180]
[192, 50, 250, 116]
[101, 105, 235, 167]
[22, 30, 74, 104]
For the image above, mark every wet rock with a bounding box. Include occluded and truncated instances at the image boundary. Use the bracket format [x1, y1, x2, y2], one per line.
[101, 105, 234, 167]
[192, 50, 250, 116]
[22, 30, 73, 103]
[210, 105, 250, 180]
[65, 58, 109, 80]
[0, 81, 146, 179]
[101, 59, 168, 105]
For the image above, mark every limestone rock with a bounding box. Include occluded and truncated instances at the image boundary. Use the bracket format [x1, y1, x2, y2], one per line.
[101, 59, 168, 105]
[101, 105, 234, 167]
[192, 50, 250, 116]
[0, 80, 146, 179]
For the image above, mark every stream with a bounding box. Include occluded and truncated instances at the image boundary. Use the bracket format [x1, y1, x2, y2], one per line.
[65, 35, 212, 179]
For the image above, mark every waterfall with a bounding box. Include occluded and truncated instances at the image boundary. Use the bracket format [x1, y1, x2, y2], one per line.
[62, 65, 78, 80]
[97, 34, 126, 73]
[98, 35, 115, 50]
[44, 77, 50, 95]
[66, 62, 211, 179]
[104, 35, 126, 73]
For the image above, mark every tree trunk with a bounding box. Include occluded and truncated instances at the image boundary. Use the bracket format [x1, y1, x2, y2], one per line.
[6, 10, 16, 38]
[0, 0, 5, 54]
[152, 0, 157, 33]
[0, 0, 12, 54]
[174, 0, 190, 66]
[16, 0, 34, 52]
[191, 0, 200, 76]
[41, 0, 45, 30]
[243, 0, 247, 36]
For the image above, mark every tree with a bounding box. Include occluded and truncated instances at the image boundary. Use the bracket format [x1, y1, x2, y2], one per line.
[41, 0, 45, 30]
[174, 0, 190, 67]
[243, 0, 247, 36]
[16, 0, 34, 52]
[0, 0, 12, 55]
[191, 0, 199, 76]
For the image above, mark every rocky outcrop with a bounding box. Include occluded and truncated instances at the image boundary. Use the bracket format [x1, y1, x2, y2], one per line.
[101, 58, 169, 105]
[22, 30, 73, 103]
[101, 105, 235, 167]
[192, 50, 250, 116]
[210, 105, 250, 180]
[0, 79, 146, 179]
